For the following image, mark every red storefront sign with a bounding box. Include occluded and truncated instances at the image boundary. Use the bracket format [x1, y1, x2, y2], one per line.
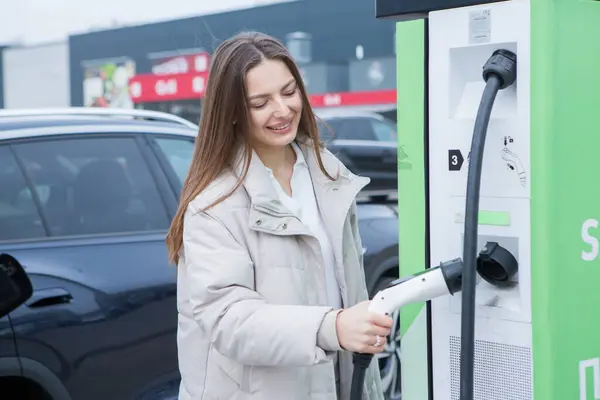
[128, 72, 208, 102]
[128, 73, 396, 107]
[310, 89, 396, 107]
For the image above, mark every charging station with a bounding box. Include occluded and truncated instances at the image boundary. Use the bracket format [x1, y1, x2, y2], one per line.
[372, 0, 600, 399]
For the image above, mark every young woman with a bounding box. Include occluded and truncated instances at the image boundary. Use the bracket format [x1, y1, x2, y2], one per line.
[166, 31, 392, 400]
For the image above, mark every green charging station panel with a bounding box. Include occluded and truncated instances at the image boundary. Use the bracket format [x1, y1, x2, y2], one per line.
[387, 0, 600, 399]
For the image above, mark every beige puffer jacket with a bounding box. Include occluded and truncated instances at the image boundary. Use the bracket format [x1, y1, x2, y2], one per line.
[176, 138, 384, 400]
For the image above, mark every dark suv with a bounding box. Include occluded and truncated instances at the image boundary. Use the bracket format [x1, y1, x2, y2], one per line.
[0, 108, 400, 400]
[317, 110, 400, 195]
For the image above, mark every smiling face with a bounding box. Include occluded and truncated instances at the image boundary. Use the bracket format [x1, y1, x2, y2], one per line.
[244, 58, 303, 152]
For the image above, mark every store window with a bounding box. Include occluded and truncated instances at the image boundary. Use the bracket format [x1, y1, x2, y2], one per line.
[136, 100, 202, 124]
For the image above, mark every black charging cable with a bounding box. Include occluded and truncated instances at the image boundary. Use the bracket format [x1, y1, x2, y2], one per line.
[460, 49, 517, 400]
[350, 352, 372, 400]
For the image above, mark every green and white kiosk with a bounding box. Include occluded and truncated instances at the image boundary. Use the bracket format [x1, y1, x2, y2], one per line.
[372, 0, 600, 399]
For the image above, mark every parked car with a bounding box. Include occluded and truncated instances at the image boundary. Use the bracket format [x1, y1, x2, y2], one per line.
[316, 110, 401, 196]
[0, 108, 400, 400]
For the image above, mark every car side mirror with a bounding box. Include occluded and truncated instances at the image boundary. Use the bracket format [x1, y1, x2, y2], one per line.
[0, 253, 33, 318]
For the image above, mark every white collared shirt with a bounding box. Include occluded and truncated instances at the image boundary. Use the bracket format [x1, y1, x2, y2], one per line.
[263, 141, 342, 310]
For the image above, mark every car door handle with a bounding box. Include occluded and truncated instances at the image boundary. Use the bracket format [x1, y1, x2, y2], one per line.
[26, 288, 72, 308]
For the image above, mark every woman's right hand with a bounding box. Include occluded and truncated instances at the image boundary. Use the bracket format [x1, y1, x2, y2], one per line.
[335, 300, 394, 354]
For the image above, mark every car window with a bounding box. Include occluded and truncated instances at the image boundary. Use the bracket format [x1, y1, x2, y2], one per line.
[0, 146, 47, 241]
[11, 136, 170, 237]
[317, 119, 337, 143]
[371, 119, 397, 142]
[154, 137, 195, 186]
[325, 118, 378, 141]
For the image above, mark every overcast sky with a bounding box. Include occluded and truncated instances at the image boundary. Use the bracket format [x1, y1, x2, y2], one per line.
[0, 0, 286, 45]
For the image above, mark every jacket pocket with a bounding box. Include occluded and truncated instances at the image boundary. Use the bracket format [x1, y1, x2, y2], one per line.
[206, 348, 250, 398]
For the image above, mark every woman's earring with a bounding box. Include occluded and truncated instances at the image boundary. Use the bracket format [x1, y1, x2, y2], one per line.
[233, 120, 237, 125]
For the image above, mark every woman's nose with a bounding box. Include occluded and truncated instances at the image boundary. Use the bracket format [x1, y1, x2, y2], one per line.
[272, 98, 291, 116]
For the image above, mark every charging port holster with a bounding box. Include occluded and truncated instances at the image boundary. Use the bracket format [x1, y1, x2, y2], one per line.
[476, 241, 519, 287]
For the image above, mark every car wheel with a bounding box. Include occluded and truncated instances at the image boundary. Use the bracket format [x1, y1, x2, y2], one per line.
[372, 276, 402, 400]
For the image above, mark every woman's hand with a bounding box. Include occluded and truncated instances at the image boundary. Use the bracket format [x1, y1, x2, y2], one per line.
[335, 300, 394, 354]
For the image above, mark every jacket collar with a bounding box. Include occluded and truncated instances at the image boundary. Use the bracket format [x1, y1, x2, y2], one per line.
[230, 134, 370, 233]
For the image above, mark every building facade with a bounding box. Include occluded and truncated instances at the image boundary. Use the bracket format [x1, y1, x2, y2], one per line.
[2, 41, 70, 109]
[68, 0, 398, 122]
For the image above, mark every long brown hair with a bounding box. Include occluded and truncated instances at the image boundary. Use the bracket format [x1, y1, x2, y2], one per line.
[166, 31, 335, 265]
